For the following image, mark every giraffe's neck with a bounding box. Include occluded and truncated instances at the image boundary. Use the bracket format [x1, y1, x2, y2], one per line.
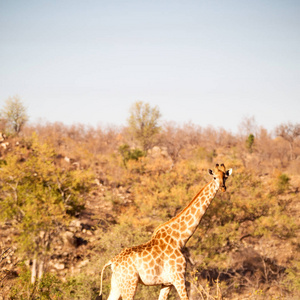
[153, 180, 219, 249]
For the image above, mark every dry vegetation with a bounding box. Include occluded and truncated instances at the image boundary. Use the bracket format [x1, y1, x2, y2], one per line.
[0, 119, 300, 300]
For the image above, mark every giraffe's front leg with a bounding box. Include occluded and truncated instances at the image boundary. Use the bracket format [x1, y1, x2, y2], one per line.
[172, 273, 189, 300]
[158, 285, 172, 300]
[168, 251, 189, 300]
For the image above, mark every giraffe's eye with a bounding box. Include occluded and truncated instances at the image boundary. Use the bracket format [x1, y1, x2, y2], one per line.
[213, 177, 216, 180]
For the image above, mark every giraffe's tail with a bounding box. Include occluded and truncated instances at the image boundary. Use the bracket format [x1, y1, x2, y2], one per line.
[96, 260, 112, 300]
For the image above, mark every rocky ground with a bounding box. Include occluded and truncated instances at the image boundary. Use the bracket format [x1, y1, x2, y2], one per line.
[1, 176, 299, 299]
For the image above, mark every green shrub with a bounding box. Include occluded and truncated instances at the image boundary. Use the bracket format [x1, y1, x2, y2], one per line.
[283, 260, 300, 294]
[118, 144, 145, 167]
[277, 173, 290, 194]
[246, 133, 255, 153]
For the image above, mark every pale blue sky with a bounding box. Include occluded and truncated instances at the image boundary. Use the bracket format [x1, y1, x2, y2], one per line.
[0, 0, 299, 133]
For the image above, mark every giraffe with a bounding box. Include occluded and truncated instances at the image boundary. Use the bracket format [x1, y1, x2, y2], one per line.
[96, 163, 232, 300]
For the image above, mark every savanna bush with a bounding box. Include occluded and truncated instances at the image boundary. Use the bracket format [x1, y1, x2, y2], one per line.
[0, 134, 95, 291]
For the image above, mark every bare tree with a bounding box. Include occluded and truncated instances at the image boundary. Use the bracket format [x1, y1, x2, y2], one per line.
[238, 116, 258, 137]
[1, 96, 28, 135]
[275, 122, 300, 160]
[160, 122, 192, 162]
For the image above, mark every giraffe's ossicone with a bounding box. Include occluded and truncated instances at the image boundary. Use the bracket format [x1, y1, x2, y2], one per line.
[96, 163, 232, 300]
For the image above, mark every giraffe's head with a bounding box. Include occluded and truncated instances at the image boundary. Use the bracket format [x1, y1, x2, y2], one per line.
[208, 163, 232, 192]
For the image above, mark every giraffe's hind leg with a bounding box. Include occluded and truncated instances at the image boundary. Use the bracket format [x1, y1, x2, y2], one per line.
[107, 273, 121, 300]
[158, 285, 172, 300]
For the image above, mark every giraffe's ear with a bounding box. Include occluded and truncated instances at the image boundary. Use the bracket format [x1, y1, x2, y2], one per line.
[208, 169, 214, 176]
[226, 169, 232, 176]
